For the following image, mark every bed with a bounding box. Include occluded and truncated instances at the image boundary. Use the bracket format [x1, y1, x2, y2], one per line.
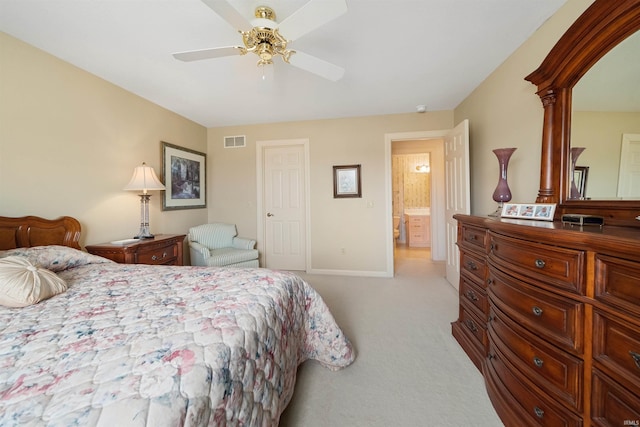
[0, 216, 355, 426]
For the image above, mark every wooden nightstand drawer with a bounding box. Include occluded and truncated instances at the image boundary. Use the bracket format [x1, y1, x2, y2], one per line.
[86, 234, 185, 266]
[136, 242, 178, 265]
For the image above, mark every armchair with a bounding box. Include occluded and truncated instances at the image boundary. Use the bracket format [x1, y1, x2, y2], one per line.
[188, 223, 259, 268]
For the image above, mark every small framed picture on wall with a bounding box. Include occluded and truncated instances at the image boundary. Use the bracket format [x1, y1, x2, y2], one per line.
[333, 165, 362, 198]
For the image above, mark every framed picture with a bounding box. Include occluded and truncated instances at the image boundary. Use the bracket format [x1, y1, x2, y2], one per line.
[161, 141, 206, 210]
[501, 203, 556, 221]
[573, 166, 589, 199]
[333, 164, 362, 198]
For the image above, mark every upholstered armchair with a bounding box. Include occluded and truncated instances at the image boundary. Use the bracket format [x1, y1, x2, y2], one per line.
[188, 223, 259, 268]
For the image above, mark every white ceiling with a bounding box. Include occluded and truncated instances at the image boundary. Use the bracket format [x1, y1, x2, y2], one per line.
[0, 0, 567, 127]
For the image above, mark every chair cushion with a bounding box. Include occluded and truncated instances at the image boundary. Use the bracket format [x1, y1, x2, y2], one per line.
[204, 248, 259, 267]
[189, 223, 237, 249]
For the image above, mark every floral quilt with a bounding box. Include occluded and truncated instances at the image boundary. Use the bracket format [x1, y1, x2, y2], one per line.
[0, 246, 355, 426]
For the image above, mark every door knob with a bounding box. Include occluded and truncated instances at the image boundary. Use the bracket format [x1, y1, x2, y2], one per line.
[267, 213, 274, 217]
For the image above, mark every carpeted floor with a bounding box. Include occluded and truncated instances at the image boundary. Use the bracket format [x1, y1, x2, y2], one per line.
[279, 245, 504, 426]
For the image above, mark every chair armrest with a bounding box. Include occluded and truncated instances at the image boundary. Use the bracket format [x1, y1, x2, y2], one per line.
[189, 241, 211, 266]
[232, 237, 256, 250]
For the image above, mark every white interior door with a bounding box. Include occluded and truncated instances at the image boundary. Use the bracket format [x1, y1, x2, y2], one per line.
[617, 133, 640, 198]
[261, 143, 307, 270]
[444, 119, 470, 289]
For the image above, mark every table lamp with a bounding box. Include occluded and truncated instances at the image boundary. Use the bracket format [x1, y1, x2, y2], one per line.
[124, 162, 165, 239]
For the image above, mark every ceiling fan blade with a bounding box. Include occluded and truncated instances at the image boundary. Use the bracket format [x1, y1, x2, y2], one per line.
[277, 0, 348, 41]
[288, 51, 345, 81]
[201, 0, 252, 32]
[173, 46, 244, 62]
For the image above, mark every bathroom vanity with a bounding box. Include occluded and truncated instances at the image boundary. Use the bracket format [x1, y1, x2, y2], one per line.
[405, 208, 430, 248]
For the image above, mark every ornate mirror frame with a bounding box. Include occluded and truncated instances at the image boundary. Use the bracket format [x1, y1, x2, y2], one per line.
[526, 0, 640, 227]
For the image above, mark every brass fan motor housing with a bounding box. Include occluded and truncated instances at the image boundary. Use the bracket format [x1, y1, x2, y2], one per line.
[240, 6, 295, 66]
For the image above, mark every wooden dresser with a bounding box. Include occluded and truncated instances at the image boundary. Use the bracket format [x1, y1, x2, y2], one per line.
[452, 215, 640, 427]
[86, 234, 185, 266]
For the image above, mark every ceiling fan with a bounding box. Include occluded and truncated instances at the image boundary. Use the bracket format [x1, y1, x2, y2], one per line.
[173, 0, 347, 81]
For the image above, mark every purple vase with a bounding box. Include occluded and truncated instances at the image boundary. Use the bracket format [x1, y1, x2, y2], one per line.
[570, 147, 586, 199]
[490, 148, 516, 216]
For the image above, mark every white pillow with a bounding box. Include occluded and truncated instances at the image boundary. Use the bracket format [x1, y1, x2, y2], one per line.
[0, 256, 67, 308]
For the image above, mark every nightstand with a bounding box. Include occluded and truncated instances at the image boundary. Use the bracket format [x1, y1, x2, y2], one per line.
[86, 234, 186, 266]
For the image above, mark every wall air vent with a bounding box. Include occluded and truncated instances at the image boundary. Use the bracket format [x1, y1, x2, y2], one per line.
[224, 135, 246, 148]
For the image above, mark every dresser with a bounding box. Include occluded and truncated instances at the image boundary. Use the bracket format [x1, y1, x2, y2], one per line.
[86, 234, 185, 266]
[453, 215, 640, 427]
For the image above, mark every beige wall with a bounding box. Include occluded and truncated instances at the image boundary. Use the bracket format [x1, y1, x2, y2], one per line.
[1, 0, 598, 274]
[207, 113, 453, 274]
[454, 0, 595, 215]
[0, 32, 208, 247]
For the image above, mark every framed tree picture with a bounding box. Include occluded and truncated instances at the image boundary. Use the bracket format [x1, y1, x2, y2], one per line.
[161, 141, 206, 210]
[333, 164, 362, 198]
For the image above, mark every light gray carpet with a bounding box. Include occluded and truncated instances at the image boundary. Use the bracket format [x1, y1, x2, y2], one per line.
[280, 249, 504, 426]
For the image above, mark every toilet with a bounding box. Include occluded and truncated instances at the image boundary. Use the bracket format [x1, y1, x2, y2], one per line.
[393, 216, 401, 242]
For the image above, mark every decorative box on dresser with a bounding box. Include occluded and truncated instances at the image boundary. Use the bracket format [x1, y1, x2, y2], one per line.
[452, 215, 640, 427]
[86, 234, 186, 266]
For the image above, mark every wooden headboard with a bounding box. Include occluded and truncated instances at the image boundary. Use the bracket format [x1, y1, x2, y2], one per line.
[0, 216, 81, 250]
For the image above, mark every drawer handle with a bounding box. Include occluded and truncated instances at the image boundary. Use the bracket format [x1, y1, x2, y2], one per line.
[532, 306, 543, 316]
[466, 261, 478, 270]
[152, 252, 168, 261]
[534, 259, 546, 268]
[630, 351, 640, 369]
[469, 234, 477, 241]
[486, 278, 493, 285]
[465, 290, 478, 302]
[533, 356, 544, 368]
[465, 319, 477, 333]
[534, 407, 544, 419]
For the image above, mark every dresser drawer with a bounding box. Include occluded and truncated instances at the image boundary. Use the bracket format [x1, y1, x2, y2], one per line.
[136, 242, 179, 265]
[489, 305, 583, 411]
[591, 369, 640, 427]
[489, 232, 585, 295]
[459, 223, 487, 253]
[595, 255, 640, 318]
[486, 342, 583, 427]
[593, 310, 640, 396]
[460, 275, 488, 320]
[489, 266, 584, 354]
[461, 251, 486, 283]
[459, 306, 488, 353]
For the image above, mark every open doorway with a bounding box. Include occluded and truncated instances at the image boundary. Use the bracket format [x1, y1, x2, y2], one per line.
[392, 150, 433, 265]
[389, 137, 445, 270]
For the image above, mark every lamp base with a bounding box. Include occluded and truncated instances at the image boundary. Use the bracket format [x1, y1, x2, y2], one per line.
[134, 234, 155, 240]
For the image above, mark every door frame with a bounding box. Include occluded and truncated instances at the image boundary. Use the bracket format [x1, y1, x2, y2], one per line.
[256, 138, 311, 271]
[385, 130, 447, 277]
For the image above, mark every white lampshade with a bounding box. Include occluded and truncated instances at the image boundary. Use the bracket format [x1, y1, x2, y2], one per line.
[123, 162, 165, 193]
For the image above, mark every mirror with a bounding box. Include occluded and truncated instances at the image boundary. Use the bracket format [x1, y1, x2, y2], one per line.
[526, 0, 640, 226]
[571, 30, 640, 199]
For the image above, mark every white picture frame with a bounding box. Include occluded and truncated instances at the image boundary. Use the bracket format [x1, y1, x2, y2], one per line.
[501, 203, 556, 221]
